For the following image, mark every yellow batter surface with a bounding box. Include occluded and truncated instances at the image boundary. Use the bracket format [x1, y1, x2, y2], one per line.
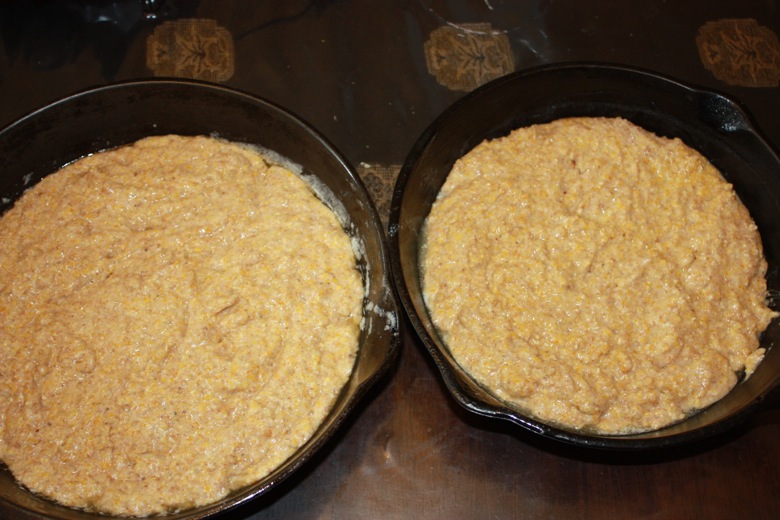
[422, 117, 776, 434]
[0, 135, 363, 515]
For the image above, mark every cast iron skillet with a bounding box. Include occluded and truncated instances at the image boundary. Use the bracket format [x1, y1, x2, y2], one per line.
[389, 63, 780, 450]
[0, 80, 400, 519]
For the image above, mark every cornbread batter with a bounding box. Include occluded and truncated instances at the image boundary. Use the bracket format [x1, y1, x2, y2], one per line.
[0, 135, 363, 515]
[422, 117, 776, 434]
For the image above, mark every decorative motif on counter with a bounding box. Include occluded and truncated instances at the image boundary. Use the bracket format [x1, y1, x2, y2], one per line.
[357, 163, 401, 228]
[424, 23, 514, 92]
[147, 19, 234, 82]
[697, 19, 780, 88]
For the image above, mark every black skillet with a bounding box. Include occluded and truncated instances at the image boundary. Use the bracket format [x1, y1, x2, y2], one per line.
[389, 63, 780, 450]
[0, 79, 400, 519]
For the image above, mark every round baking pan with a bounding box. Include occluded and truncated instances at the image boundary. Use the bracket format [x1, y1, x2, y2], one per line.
[389, 63, 780, 450]
[0, 80, 400, 518]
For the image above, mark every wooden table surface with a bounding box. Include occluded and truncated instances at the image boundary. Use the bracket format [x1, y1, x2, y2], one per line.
[1, 1, 779, 519]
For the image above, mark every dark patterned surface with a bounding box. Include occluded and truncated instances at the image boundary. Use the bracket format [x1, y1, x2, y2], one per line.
[697, 19, 780, 87]
[1, 1, 779, 519]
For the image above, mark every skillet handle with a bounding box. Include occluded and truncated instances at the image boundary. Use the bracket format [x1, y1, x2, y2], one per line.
[696, 90, 754, 133]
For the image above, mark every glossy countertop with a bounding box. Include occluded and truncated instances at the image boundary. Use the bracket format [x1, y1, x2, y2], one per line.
[1, 1, 779, 519]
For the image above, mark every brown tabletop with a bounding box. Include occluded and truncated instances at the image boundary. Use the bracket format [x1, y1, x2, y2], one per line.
[2, 1, 780, 519]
